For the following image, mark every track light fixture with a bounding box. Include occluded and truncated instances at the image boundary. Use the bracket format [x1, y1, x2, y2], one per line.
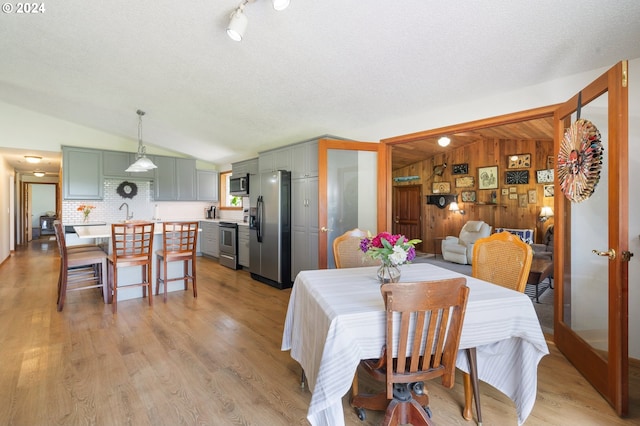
[226, 0, 290, 41]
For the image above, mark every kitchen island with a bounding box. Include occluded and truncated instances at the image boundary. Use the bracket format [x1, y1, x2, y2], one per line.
[74, 222, 202, 302]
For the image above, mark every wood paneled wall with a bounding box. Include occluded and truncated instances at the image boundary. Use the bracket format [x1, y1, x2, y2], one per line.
[393, 138, 554, 253]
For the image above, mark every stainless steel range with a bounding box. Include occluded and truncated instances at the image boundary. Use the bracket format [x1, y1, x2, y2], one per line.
[219, 222, 239, 269]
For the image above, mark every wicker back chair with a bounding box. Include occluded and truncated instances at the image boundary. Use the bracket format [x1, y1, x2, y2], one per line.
[472, 230, 533, 292]
[333, 228, 381, 268]
[463, 230, 534, 424]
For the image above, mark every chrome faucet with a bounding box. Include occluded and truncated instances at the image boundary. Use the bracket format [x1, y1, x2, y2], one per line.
[119, 202, 133, 221]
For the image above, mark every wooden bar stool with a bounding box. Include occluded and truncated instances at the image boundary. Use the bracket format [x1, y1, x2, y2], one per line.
[155, 221, 198, 303]
[108, 222, 155, 313]
[53, 221, 110, 311]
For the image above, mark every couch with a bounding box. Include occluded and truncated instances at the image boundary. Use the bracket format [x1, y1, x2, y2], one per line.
[441, 221, 492, 265]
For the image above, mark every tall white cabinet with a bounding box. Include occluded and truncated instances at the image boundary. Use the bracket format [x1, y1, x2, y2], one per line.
[291, 140, 319, 280]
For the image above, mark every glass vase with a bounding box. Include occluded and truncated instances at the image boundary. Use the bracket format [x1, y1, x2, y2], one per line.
[377, 263, 401, 285]
[83, 213, 89, 223]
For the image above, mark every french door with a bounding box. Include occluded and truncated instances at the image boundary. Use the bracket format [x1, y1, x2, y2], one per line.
[318, 139, 384, 269]
[553, 61, 629, 415]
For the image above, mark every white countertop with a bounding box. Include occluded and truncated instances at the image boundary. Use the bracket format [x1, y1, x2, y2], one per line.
[73, 219, 247, 239]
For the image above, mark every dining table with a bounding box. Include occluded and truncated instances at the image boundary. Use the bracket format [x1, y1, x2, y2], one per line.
[281, 263, 549, 426]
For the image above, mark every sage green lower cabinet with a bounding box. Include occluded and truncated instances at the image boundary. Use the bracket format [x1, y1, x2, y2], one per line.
[291, 176, 318, 280]
[200, 221, 219, 258]
[238, 225, 250, 268]
[62, 147, 103, 200]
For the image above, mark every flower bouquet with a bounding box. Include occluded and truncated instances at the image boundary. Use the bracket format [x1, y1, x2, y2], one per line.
[77, 204, 95, 223]
[359, 232, 421, 283]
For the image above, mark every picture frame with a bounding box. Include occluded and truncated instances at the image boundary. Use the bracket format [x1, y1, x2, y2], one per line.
[505, 170, 529, 185]
[507, 153, 531, 169]
[452, 163, 469, 175]
[432, 182, 451, 194]
[509, 193, 518, 200]
[461, 190, 476, 202]
[501, 188, 509, 195]
[543, 184, 554, 197]
[509, 186, 517, 193]
[518, 193, 527, 208]
[477, 166, 498, 189]
[536, 168, 554, 183]
[547, 155, 555, 170]
[528, 189, 537, 204]
[455, 176, 475, 188]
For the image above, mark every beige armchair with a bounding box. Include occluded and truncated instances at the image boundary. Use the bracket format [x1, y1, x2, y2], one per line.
[441, 221, 492, 265]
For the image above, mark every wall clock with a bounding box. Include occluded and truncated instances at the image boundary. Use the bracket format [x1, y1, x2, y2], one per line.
[117, 181, 138, 199]
[426, 194, 457, 209]
[536, 169, 554, 183]
[505, 170, 529, 185]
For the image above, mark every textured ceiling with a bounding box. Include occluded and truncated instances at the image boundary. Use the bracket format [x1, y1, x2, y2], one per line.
[1, 0, 639, 172]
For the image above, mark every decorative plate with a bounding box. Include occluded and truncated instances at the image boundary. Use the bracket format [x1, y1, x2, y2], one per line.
[557, 119, 603, 203]
[117, 181, 138, 199]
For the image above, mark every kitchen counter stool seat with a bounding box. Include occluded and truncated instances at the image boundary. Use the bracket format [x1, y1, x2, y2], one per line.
[156, 221, 198, 303]
[108, 222, 155, 313]
[53, 221, 110, 311]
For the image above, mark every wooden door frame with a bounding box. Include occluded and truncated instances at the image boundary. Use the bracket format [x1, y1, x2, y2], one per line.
[318, 139, 386, 269]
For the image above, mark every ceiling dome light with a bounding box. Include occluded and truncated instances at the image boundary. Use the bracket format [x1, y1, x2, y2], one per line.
[25, 155, 42, 163]
[438, 136, 451, 147]
[272, 0, 290, 10]
[227, 5, 248, 41]
[33, 171, 45, 177]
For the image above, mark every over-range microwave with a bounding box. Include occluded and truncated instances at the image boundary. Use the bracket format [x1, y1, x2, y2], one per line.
[229, 174, 249, 196]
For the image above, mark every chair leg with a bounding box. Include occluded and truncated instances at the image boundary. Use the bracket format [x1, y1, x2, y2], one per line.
[463, 348, 482, 426]
[155, 254, 162, 299]
[163, 259, 168, 303]
[57, 264, 68, 312]
[110, 261, 118, 314]
[191, 257, 197, 298]
[146, 264, 153, 306]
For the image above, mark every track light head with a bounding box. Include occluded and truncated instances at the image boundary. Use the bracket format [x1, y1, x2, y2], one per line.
[227, 5, 248, 41]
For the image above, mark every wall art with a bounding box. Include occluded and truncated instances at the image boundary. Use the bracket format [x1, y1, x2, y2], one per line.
[478, 166, 498, 189]
[505, 170, 529, 185]
[455, 176, 475, 188]
[543, 184, 554, 197]
[507, 153, 531, 169]
[528, 189, 537, 204]
[461, 190, 476, 202]
[452, 163, 469, 175]
[536, 169, 554, 183]
[432, 182, 451, 194]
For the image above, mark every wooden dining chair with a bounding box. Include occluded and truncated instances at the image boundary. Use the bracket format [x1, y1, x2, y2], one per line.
[155, 221, 199, 303]
[333, 228, 381, 268]
[350, 278, 469, 425]
[108, 222, 155, 313]
[53, 221, 110, 312]
[463, 230, 534, 425]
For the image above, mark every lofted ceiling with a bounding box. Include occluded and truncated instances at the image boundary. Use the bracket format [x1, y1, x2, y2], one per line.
[1, 1, 639, 173]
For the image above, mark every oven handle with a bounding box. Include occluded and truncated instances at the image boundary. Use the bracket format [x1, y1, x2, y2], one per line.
[257, 195, 263, 243]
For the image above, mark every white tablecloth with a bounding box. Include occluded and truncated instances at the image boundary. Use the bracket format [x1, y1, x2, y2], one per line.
[281, 263, 549, 426]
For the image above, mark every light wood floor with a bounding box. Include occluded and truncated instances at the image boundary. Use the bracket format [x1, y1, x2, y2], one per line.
[1, 238, 638, 425]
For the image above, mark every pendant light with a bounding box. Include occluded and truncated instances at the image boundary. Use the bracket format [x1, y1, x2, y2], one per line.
[126, 109, 157, 172]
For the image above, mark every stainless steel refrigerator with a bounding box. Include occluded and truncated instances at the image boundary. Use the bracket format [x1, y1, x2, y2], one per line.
[249, 170, 292, 289]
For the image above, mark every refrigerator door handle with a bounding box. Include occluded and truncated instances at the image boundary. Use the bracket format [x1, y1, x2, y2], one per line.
[257, 196, 263, 243]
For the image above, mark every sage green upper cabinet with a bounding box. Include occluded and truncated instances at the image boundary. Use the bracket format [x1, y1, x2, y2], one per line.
[153, 156, 197, 201]
[153, 156, 177, 200]
[62, 147, 103, 200]
[259, 147, 291, 172]
[232, 158, 258, 177]
[176, 158, 197, 200]
[196, 170, 219, 201]
[103, 150, 156, 179]
[292, 140, 319, 178]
